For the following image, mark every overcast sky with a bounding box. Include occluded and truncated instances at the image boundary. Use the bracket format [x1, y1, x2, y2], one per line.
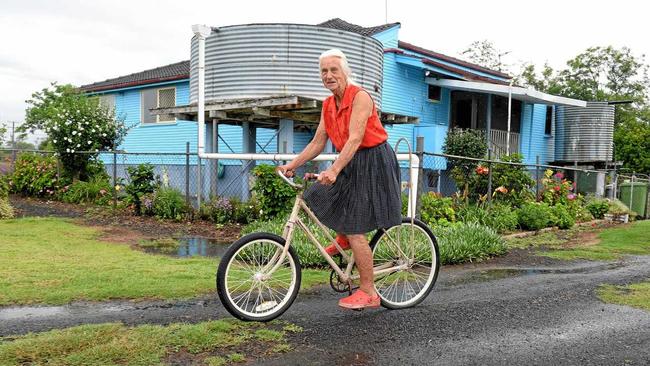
[2, 0, 648, 142]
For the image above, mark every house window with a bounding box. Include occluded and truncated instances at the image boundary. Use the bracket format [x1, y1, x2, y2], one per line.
[545, 106, 553, 135]
[428, 85, 441, 102]
[141, 87, 176, 123]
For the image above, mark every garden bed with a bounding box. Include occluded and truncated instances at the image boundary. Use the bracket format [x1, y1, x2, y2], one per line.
[8, 195, 242, 244]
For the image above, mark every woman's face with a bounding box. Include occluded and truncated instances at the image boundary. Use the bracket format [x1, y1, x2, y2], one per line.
[320, 56, 347, 94]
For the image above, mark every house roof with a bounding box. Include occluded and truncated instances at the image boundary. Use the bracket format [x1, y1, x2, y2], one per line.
[398, 41, 511, 80]
[317, 18, 400, 36]
[80, 60, 190, 93]
[80, 19, 509, 93]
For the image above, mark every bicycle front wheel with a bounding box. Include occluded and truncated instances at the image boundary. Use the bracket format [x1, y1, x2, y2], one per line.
[370, 218, 440, 309]
[217, 233, 301, 322]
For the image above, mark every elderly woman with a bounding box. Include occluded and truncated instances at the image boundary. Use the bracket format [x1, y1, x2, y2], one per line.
[278, 49, 402, 310]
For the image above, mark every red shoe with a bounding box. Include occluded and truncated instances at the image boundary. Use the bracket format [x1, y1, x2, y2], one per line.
[324, 234, 350, 256]
[339, 290, 381, 310]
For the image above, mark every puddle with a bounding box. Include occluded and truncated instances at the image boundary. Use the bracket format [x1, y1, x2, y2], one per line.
[448, 262, 626, 285]
[142, 237, 232, 258]
[0, 306, 69, 321]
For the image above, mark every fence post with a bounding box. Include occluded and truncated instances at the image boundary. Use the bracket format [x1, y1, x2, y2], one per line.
[487, 148, 492, 205]
[574, 161, 579, 193]
[629, 172, 635, 211]
[185, 142, 190, 207]
[197, 155, 202, 209]
[535, 155, 540, 201]
[416, 136, 424, 219]
[112, 151, 117, 210]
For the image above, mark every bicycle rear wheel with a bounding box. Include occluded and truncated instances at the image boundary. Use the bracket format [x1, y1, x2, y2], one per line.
[217, 232, 301, 322]
[370, 218, 440, 309]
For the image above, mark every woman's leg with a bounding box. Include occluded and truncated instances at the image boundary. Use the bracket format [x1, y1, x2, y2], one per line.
[347, 234, 376, 296]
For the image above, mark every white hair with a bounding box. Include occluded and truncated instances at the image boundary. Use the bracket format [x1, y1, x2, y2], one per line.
[319, 49, 357, 85]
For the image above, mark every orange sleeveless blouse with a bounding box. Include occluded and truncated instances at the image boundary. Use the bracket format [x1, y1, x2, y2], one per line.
[322, 84, 387, 152]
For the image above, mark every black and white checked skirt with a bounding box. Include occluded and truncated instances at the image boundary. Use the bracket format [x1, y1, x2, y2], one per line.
[304, 142, 402, 235]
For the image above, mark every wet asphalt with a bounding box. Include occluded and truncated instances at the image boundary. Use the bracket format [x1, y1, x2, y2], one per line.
[1, 257, 649, 365]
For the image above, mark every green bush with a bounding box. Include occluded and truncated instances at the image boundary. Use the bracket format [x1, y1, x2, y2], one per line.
[0, 197, 14, 219]
[585, 198, 609, 219]
[551, 204, 575, 229]
[251, 164, 297, 220]
[8, 154, 60, 197]
[125, 163, 159, 215]
[59, 177, 112, 205]
[456, 203, 519, 234]
[607, 199, 631, 216]
[442, 128, 487, 196]
[419, 192, 455, 227]
[517, 202, 552, 231]
[434, 222, 506, 264]
[152, 187, 187, 221]
[230, 197, 260, 224]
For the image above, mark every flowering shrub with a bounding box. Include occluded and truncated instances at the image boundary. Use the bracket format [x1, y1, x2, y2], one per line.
[540, 169, 575, 206]
[442, 128, 487, 197]
[23, 83, 127, 180]
[9, 154, 60, 197]
[471, 154, 535, 206]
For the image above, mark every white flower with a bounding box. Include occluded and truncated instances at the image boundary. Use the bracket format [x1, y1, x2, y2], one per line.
[71, 149, 75, 153]
[53, 140, 57, 143]
[76, 144, 81, 148]
[80, 127, 84, 131]
[102, 133, 106, 137]
[87, 141, 92, 145]
[72, 131, 77, 135]
[66, 148, 70, 153]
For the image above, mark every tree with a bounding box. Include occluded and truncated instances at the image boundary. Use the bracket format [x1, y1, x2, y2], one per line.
[22, 83, 127, 180]
[520, 46, 650, 173]
[461, 40, 510, 73]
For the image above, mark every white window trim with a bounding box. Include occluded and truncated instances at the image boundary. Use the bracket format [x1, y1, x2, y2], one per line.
[156, 87, 177, 123]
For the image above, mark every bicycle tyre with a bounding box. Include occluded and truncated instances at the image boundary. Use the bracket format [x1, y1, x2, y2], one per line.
[369, 217, 440, 309]
[217, 232, 301, 322]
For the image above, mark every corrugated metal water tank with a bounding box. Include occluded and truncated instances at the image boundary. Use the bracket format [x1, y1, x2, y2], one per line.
[189, 23, 384, 107]
[555, 101, 614, 162]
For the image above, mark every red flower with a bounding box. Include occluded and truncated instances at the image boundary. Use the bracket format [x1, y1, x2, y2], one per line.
[475, 165, 489, 175]
[554, 186, 561, 192]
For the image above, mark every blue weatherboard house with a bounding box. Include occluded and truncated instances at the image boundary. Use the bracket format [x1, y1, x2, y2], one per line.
[81, 18, 587, 198]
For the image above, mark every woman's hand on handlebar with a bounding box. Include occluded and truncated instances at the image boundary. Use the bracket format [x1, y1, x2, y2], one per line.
[277, 164, 295, 178]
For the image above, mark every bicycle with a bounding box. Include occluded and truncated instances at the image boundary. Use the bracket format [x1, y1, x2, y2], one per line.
[217, 173, 440, 322]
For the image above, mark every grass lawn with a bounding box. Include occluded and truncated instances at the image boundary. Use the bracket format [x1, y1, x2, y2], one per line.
[506, 220, 650, 261]
[0, 319, 301, 366]
[598, 280, 650, 311]
[0, 217, 329, 306]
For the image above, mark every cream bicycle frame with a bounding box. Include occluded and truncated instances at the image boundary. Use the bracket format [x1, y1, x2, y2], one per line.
[262, 172, 410, 285]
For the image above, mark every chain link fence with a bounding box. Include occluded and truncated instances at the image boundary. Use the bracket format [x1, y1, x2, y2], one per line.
[0, 146, 638, 215]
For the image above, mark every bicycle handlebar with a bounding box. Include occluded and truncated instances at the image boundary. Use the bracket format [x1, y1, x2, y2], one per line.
[276, 169, 303, 189]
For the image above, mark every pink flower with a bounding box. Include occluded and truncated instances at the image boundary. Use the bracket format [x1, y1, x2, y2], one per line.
[567, 193, 576, 200]
[554, 172, 564, 179]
